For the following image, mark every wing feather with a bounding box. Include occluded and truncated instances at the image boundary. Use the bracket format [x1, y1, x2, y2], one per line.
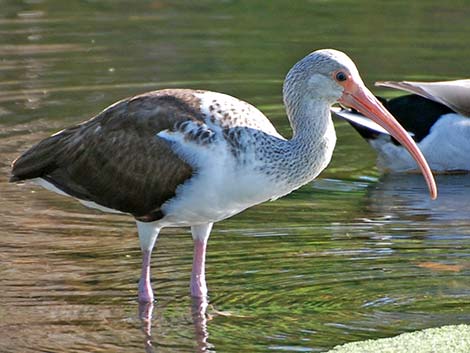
[376, 80, 470, 117]
[11, 89, 206, 221]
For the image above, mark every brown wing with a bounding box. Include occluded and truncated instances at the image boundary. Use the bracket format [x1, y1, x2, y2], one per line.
[376, 80, 470, 117]
[10, 89, 206, 221]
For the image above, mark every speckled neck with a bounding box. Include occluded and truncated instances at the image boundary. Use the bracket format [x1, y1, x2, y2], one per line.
[257, 93, 336, 196]
[288, 97, 332, 142]
[286, 96, 336, 184]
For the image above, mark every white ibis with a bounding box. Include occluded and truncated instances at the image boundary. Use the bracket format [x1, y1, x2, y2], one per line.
[333, 79, 470, 172]
[10, 49, 437, 303]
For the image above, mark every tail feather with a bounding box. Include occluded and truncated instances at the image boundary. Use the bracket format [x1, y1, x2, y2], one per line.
[10, 134, 62, 182]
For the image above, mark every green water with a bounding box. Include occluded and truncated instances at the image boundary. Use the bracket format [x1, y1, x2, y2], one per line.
[1, 1, 470, 352]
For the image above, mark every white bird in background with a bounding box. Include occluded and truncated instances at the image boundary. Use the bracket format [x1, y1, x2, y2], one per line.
[333, 79, 470, 173]
[10, 49, 437, 303]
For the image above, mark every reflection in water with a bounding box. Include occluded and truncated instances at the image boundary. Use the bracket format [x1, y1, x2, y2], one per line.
[139, 297, 214, 353]
[367, 174, 470, 224]
[190, 297, 214, 353]
[139, 302, 154, 353]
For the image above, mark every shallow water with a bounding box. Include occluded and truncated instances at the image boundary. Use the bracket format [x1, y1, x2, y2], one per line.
[1, 1, 470, 352]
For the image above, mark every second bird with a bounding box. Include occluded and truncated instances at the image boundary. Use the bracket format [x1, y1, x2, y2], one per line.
[334, 79, 470, 173]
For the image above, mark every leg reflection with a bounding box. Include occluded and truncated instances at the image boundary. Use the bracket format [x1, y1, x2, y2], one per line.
[192, 296, 214, 353]
[138, 301, 155, 353]
[138, 297, 215, 353]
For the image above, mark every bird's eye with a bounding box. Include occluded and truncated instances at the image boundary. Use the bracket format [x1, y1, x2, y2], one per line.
[335, 71, 347, 82]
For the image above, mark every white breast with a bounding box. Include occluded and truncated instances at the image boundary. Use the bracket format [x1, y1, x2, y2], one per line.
[157, 132, 280, 226]
[156, 92, 286, 226]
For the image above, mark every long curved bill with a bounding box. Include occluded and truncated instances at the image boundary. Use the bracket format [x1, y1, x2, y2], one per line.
[339, 79, 438, 200]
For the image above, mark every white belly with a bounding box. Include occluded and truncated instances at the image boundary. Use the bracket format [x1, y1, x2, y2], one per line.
[160, 160, 276, 226]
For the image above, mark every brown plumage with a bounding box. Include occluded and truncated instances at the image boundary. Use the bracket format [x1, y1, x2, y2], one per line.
[10, 89, 206, 221]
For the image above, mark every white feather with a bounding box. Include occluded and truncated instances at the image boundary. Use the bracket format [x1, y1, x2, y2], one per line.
[372, 113, 470, 172]
[155, 92, 292, 227]
[158, 128, 276, 226]
[195, 91, 283, 137]
[331, 107, 393, 135]
[32, 178, 124, 214]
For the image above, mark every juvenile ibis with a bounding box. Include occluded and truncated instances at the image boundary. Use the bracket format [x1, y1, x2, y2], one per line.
[10, 49, 437, 303]
[333, 79, 470, 172]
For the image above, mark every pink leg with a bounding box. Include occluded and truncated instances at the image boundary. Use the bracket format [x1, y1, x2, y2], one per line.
[191, 238, 208, 297]
[138, 249, 154, 303]
[190, 223, 213, 298]
[136, 221, 160, 303]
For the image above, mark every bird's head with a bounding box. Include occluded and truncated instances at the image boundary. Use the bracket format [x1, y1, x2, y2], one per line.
[284, 49, 437, 200]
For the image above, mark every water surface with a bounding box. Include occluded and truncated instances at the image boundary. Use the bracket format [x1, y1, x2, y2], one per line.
[1, 1, 470, 352]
